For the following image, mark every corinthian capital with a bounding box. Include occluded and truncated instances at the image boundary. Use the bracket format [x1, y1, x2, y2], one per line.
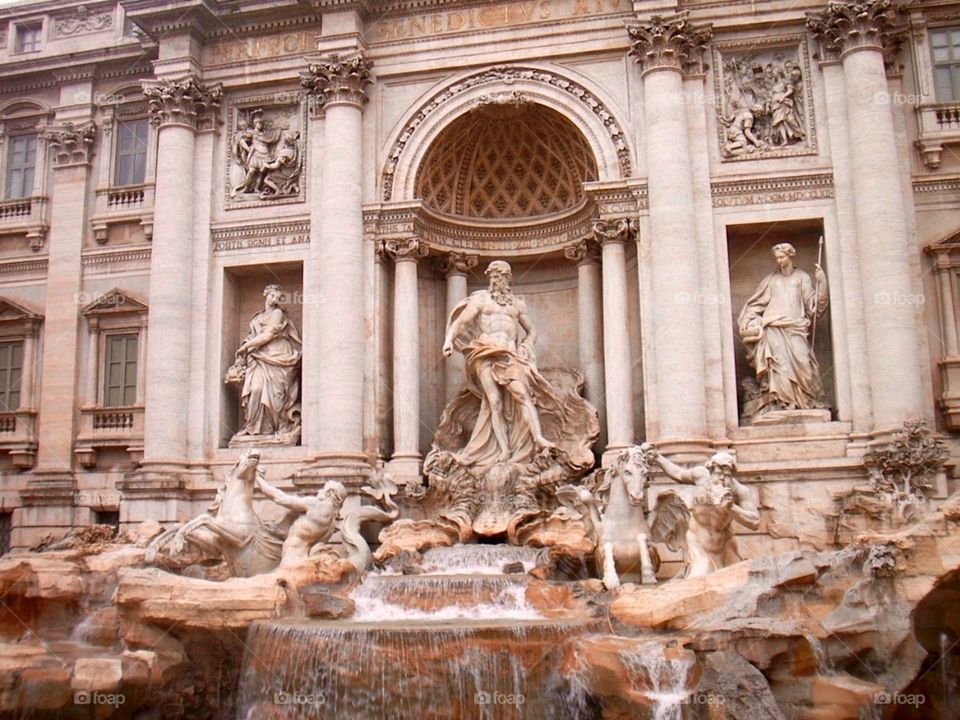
[378, 237, 428, 262]
[564, 240, 602, 265]
[300, 54, 373, 114]
[435, 252, 478, 276]
[44, 122, 96, 167]
[627, 13, 712, 75]
[142, 75, 223, 131]
[806, 0, 903, 61]
[592, 218, 631, 245]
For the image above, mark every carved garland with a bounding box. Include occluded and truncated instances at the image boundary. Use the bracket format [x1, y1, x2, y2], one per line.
[381, 66, 632, 201]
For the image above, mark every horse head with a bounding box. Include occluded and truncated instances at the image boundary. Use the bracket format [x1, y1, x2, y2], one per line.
[233, 448, 262, 485]
[610, 444, 655, 506]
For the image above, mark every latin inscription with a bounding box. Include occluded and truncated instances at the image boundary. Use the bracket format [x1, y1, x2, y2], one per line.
[371, 0, 626, 42]
[205, 32, 312, 67]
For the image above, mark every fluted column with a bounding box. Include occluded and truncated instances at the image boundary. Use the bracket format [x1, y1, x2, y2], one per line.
[381, 238, 428, 481]
[594, 220, 634, 452]
[300, 54, 373, 478]
[628, 14, 711, 455]
[139, 76, 221, 472]
[564, 239, 606, 446]
[436, 252, 478, 402]
[808, 0, 926, 430]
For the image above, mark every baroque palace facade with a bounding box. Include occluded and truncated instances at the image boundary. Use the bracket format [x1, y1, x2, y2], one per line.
[0, 0, 957, 551]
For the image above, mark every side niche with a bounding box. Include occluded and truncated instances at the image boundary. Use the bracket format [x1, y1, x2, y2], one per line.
[713, 37, 817, 162]
[225, 92, 306, 208]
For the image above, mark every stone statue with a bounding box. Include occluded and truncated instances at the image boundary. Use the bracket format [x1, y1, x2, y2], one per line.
[231, 108, 302, 200]
[737, 242, 828, 421]
[225, 284, 302, 445]
[649, 450, 761, 578]
[558, 445, 660, 590]
[146, 449, 285, 577]
[383, 260, 598, 547]
[255, 476, 348, 569]
[439, 260, 561, 465]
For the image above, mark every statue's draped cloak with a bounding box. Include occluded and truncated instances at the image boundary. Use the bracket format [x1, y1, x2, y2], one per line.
[431, 293, 597, 472]
[240, 311, 302, 435]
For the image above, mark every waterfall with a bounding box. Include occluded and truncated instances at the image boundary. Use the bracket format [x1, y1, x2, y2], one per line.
[237, 619, 600, 719]
[619, 641, 695, 720]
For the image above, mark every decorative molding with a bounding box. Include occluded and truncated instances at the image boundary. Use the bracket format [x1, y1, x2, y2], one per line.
[211, 218, 310, 252]
[434, 252, 478, 275]
[711, 172, 834, 207]
[53, 5, 115, 37]
[300, 54, 374, 114]
[913, 175, 960, 195]
[81, 246, 152, 273]
[0, 257, 48, 277]
[592, 217, 630, 244]
[626, 12, 712, 75]
[142, 75, 223, 131]
[382, 65, 632, 201]
[44, 122, 96, 167]
[806, 0, 905, 67]
[563, 240, 601, 265]
[377, 236, 428, 262]
[713, 36, 818, 162]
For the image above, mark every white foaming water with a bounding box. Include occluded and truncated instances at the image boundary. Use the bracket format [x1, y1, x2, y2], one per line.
[419, 545, 540, 575]
[350, 579, 544, 622]
[619, 641, 695, 720]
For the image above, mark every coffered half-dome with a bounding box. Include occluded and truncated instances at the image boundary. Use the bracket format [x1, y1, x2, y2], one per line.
[415, 102, 598, 221]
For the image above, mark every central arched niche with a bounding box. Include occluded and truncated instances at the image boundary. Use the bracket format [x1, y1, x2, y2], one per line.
[414, 102, 598, 221]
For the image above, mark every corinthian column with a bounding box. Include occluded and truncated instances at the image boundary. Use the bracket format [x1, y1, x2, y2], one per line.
[565, 239, 607, 446]
[300, 55, 373, 481]
[627, 14, 711, 456]
[139, 76, 221, 474]
[807, 0, 926, 431]
[592, 221, 634, 453]
[381, 238, 428, 482]
[436, 252, 478, 402]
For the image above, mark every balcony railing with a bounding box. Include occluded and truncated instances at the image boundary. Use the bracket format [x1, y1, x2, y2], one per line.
[91, 183, 154, 244]
[0, 409, 38, 468]
[92, 409, 135, 431]
[76, 404, 144, 468]
[106, 187, 145, 210]
[0, 199, 33, 221]
[0, 196, 48, 250]
[917, 101, 960, 168]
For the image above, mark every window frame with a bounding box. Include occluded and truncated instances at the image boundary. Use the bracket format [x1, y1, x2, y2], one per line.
[4, 132, 38, 200]
[112, 117, 149, 188]
[100, 330, 138, 407]
[0, 340, 24, 412]
[930, 26, 960, 102]
[12, 21, 43, 55]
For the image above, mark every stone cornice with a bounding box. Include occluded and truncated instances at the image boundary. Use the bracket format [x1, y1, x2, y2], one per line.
[300, 54, 373, 114]
[142, 75, 223, 130]
[626, 12, 713, 75]
[211, 218, 310, 252]
[806, 0, 905, 62]
[710, 172, 834, 207]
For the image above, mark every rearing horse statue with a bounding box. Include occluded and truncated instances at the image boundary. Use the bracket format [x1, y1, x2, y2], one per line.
[558, 444, 660, 590]
[146, 449, 284, 577]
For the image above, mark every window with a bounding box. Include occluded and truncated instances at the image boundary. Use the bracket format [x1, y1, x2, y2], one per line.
[103, 333, 137, 407]
[6, 135, 37, 200]
[932, 27, 960, 102]
[14, 23, 42, 54]
[114, 119, 149, 186]
[0, 513, 9, 556]
[0, 341, 23, 412]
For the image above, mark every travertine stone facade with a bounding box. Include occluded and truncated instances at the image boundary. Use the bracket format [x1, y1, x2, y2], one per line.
[0, 0, 956, 549]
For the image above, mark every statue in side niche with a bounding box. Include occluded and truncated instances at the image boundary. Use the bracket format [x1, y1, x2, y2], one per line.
[225, 284, 302, 446]
[649, 450, 761, 578]
[737, 242, 828, 421]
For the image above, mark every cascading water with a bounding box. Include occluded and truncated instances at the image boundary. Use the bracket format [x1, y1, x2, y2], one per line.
[236, 545, 600, 719]
[619, 641, 696, 720]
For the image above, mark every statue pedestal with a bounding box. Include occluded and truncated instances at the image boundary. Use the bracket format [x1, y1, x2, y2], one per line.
[228, 432, 300, 448]
[750, 409, 832, 426]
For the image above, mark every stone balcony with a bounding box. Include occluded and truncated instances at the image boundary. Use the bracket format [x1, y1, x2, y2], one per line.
[74, 404, 144, 468]
[0, 409, 38, 468]
[916, 101, 960, 168]
[0, 195, 48, 250]
[90, 183, 155, 244]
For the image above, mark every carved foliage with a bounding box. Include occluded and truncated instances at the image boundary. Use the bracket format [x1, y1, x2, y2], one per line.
[626, 13, 713, 74]
[44, 122, 96, 167]
[142, 76, 223, 130]
[378, 237, 428, 262]
[300, 54, 373, 112]
[806, 0, 904, 60]
[53, 5, 114, 37]
[435, 252, 479, 276]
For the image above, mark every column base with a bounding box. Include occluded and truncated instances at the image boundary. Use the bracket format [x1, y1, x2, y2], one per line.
[293, 452, 372, 491]
[649, 439, 716, 465]
[386, 453, 423, 487]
